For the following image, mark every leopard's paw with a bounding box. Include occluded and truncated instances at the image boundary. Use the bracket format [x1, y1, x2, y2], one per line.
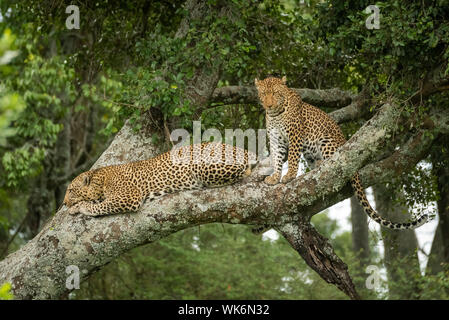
[67, 203, 93, 216]
[280, 172, 295, 184]
[264, 173, 281, 185]
[77, 204, 94, 216]
[66, 205, 80, 215]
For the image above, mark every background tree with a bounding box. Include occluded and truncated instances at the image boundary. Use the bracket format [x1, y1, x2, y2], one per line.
[373, 185, 421, 299]
[426, 135, 449, 286]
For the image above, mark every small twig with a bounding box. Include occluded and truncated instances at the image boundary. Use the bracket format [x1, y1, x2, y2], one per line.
[0, 213, 28, 259]
[164, 119, 174, 147]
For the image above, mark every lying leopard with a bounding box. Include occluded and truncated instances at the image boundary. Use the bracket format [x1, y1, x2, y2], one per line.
[255, 76, 428, 230]
[64, 142, 256, 216]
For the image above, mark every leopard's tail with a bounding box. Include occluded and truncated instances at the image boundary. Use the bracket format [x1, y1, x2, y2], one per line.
[251, 225, 270, 234]
[351, 172, 428, 230]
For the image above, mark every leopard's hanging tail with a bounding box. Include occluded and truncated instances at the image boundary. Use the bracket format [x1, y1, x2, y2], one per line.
[252, 171, 428, 234]
[351, 172, 428, 230]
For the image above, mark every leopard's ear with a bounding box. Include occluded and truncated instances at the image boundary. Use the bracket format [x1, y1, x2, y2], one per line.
[254, 78, 259, 86]
[281, 76, 287, 84]
[82, 173, 91, 186]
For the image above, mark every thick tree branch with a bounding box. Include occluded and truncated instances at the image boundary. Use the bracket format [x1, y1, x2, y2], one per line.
[412, 63, 449, 104]
[329, 94, 370, 124]
[211, 86, 355, 108]
[278, 222, 360, 300]
[211, 86, 370, 125]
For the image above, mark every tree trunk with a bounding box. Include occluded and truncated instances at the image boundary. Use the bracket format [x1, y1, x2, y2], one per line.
[350, 195, 370, 264]
[427, 136, 449, 275]
[373, 185, 421, 299]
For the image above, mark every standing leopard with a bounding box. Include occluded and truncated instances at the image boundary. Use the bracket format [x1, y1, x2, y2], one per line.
[64, 142, 256, 216]
[255, 76, 427, 230]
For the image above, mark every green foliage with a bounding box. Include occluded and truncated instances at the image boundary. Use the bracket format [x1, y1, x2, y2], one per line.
[104, 1, 263, 131]
[1, 54, 74, 187]
[75, 223, 349, 300]
[0, 29, 25, 147]
[81, 74, 124, 136]
[416, 268, 449, 299]
[316, 0, 449, 96]
[0, 28, 18, 74]
[0, 92, 25, 145]
[381, 257, 449, 300]
[0, 282, 13, 300]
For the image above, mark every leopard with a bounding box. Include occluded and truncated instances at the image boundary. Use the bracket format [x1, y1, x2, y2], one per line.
[63, 142, 256, 216]
[254, 76, 428, 230]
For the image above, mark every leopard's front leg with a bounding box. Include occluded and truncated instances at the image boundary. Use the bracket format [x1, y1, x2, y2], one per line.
[281, 133, 303, 184]
[265, 129, 288, 185]
[67, 193, 143, 216]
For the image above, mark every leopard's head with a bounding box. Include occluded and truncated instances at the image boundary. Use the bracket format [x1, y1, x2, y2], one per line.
[254, 76, 288, 116]
[63, 171, 102, 207]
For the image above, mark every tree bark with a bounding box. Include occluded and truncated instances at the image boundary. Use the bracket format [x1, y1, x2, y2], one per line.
[278, 222, 360, 300]
[211, 85, 355, 109]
